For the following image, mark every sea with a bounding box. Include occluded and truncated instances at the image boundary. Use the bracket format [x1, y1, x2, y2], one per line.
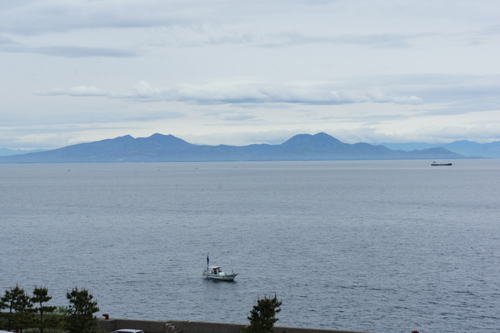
[1, 160, 499, 333]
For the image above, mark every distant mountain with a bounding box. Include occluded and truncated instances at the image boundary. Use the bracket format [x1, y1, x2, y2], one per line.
[0, 133, 464, 163]
[444, 140, 500, 158]
[380, 140, 500, 158]
[0, 148, 47, 156]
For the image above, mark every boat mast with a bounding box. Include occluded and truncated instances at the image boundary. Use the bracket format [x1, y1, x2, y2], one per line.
[207, 252, 209, 269]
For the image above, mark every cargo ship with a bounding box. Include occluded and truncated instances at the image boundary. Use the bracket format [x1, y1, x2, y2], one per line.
[431, 161, 452, 166]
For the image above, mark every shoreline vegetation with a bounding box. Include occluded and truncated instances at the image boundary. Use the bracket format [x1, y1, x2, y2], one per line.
[1, 287, 288, 333]
[0, 285, 100, 333]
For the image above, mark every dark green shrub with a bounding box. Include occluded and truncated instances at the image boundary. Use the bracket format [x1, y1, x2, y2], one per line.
[66, 287, 100, 333]
[31, 286, 59, 333]
[0, 285, 33, 332]
[241, 295, 284, 333]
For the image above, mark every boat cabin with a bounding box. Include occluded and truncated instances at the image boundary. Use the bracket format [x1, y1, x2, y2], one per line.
[208, 266, 222, 274]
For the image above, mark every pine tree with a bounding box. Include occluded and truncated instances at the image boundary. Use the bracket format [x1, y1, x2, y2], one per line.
[0, 285, 33, 332]
[12, 290, 33, 333]
[31, 286, 58, 333]
[66, 287, 100, 333]
[0, 285, 23, 330]
[241, 295, 284, 333]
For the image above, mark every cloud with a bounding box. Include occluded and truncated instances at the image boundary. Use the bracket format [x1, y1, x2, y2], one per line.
[150, 28, 437, 49]
[218, 113, 257, 121]
[193, 31, 434, 49]
[39, 80, 423, 106]
[1, 44, 137, 58]
[389, 74, 500, 114]
[36, 73, 500, 115]
[0, 0, 194, 35]
[37, 86, 108, 97]
[32, 45, 137, 58]
[67, 86, 108, 97]
[0, 34, 16, 45]
[479, 23, 500, 36]
[0, 0, 462, 50]
[123, 81, 423, 105]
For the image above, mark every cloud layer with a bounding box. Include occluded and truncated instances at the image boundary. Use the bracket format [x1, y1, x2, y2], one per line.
[1, 0, 499, 149]
[39, 81, 423, 105]
[1, 44, 137, 58]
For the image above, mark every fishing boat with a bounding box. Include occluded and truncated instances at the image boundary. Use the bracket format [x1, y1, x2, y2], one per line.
[202, 253, 238, 281]
[431, 161, 452, 166]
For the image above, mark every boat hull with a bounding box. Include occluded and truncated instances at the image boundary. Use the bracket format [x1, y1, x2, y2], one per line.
[203, 274, 238, 281]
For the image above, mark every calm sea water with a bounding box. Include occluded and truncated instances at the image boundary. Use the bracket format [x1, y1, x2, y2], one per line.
[1, 160, 499, 333]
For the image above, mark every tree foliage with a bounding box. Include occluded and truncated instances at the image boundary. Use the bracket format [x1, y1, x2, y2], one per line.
[0, 284, 33, 332]
[48, 306, 70, 330]
[241, 295, 283, 333]
[31, 286, 58, 333]
[66, 287, 100, 333]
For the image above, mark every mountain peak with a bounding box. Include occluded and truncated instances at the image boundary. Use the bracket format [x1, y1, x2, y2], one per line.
[147, 133, 186, 141]
[281, 132, 343, 149]
[135, 133, 193, 149]
[149, 133, 174, 139]
[114, 134, 134, 140]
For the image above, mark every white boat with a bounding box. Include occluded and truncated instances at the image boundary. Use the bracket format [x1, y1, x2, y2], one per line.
[202, 254, 238, 281]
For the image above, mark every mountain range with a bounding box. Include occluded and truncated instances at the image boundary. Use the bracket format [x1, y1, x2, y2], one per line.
[378, 140, 500, 158]
[0, 132, 467, 163]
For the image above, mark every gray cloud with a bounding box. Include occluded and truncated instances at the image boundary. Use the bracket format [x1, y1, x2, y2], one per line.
[0, 0, 452, 49]
[330, 74, 500, 115]
[479, 24, 500, 36]
[249, 32, 433, 49]
[38, 80, 423, 106]
[0, 108, 188, 137]
[0, 34, 16, 45]
[127, 111, 187, 122]
[114, 81, 423, 105]
[1, 44, 137, 58]
[36, 86, 108, 96]
[389, 75, 500, 114]
[218, 113, 257, 121]
[158, 31, 436, 49]
[0, 0, 193, 35]
[33, 74, 500, 120]
[32, 45, 137, 58]
[2, 0, 500, 150]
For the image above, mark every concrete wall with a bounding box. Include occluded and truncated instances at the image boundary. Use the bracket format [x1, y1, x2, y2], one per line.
[97, 318, 375, 333]
[97, 318, 168, 333]
[170, 320, 374, 333]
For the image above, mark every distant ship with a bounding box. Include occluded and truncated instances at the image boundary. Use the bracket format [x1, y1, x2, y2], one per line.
[431, 161, 452, 166]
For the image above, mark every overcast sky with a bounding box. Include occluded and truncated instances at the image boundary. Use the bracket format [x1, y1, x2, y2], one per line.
[1, 0, 500, 149]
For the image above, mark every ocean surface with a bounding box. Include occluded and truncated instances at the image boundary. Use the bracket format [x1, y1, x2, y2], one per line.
[1, 160, 499, 333]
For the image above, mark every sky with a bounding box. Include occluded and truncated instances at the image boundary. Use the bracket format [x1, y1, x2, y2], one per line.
[1, 0, 500, 149]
